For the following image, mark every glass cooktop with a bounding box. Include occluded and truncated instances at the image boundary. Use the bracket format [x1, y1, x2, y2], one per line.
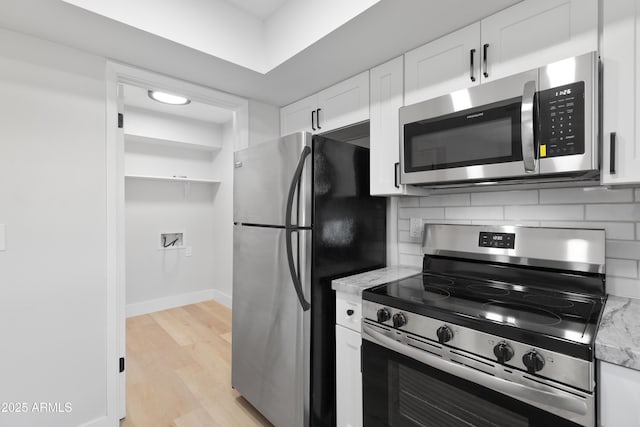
[364, 271, 606, 359]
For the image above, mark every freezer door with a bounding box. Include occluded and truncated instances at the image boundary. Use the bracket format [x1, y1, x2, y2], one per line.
[232, 225, 311, 427]
[234, 132, 312, 227]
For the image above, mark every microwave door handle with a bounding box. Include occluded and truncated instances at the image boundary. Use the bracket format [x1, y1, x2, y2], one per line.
[521, 80, 537, 173]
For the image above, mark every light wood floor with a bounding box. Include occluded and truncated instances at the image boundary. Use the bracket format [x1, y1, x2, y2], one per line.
[120, 300, 273, 427]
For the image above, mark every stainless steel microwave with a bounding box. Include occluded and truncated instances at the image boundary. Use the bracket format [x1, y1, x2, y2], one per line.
[399, 52, 599, 188]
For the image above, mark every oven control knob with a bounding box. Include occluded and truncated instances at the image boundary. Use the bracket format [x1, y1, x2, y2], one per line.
[436, 325, 453, 344]
[392, 313, 407, 328]
[522, 350, 545, 374]
[376, 308, 391, 323]
[493, 341, 515, 364]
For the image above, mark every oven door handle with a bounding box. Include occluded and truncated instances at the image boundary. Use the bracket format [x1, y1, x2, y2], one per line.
[521, 80, 537, 173]
[362, 324, 589, 416]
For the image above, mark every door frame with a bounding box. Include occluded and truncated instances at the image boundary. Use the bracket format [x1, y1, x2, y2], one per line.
[105, 61, 249, 421]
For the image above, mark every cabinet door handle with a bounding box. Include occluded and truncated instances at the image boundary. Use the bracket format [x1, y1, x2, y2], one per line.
[311, 110, 316, 131]
[470, 49, 476, 82]
[316, 108, 322, 130]
[346, 309, 354, 316]
[394, 162, 400, 188]
[483, 43, 489, 78]
[610, 132, 616, 174]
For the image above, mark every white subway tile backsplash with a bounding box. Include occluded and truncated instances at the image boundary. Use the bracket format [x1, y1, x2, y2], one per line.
[606, 259, 638, 279]
[606, 240, 640, 260]
[540, 187, 633, 204]
[398, 207, 445, 220]
[397, 186, 640, 298]
[398, 242, 422, 255]
[398, 253, 422, 268]
[445, 206, 503, 220]
[398, 197, 419, 207]
[605, 277, 640, 299]
[539, 221, 635, 240]
[505, 205, 584, 221]
[471, 190, 538, 206]
[398, 231, 422, 244]
[419, 194, 470, 207]
[586, 204, 640, 221]
[472, 220, 540, 226]
[424, 219, 472, 225]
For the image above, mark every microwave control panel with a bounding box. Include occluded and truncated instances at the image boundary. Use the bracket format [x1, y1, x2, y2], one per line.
[538, 81, 585, 158]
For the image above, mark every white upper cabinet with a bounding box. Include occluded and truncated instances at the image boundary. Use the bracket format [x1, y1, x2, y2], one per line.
[403, 0, 597, 106]
[317, 71, 369, 133]
[480, 0, 597, 82]
[280, 71, 369, 136]
[370, 56, 404, 196]
[405, 23, 481, 106]
[280, 93, 318, 135]
[370, 56, 428, 196]
[601, 0, 640, 185]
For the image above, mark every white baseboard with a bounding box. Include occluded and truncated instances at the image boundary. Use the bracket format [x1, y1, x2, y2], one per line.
[211, 289, 232, 308]
[126, 289, 232, 317]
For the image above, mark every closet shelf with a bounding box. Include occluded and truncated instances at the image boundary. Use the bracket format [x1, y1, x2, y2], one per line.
[125, 174, 221, 184]
[124, 133, 222, 152]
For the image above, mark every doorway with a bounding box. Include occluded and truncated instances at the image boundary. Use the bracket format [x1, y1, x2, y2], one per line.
[106, 63, 249, 421]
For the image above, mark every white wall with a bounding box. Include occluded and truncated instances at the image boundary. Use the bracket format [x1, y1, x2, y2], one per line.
[62, 0, 265, 72]
[213, 121, 236, 300]
[0, 29, 110, 427]
[264, 0, 381, 70]
[248, 99, 280, 146]
[395, 187, 640, 299]
[125, 117, 233, 315]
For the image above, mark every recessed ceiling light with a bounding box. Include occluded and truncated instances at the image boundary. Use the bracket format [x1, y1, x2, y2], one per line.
[148, 90, 191, 105]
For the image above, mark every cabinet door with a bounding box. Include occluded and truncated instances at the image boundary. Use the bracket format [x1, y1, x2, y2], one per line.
[370, 57, 404, 196]
[602, 0, 640, 185]
[480, 0, 597, 82]
[317, 71, 369, 133]
[370, 57, 428, 196]
[599, 361, 640, 426]
[280, 93, 317, 136]
[336, 325, 362, 427]
[404, 22, 480, 106]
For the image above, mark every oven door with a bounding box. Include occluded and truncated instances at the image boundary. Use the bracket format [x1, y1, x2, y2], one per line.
[361, 322, 594, 427]
[399, 69, 539, 185]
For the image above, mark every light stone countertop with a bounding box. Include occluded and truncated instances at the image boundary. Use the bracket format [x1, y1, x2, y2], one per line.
[596, 295, 640, 371]
[331, 265, 422, 296]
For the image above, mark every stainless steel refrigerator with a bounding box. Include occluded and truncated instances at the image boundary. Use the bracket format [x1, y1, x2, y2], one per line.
[232, 131, 386, 427]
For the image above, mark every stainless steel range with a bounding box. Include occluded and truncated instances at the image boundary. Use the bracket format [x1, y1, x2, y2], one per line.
[361, 224, 606, 427]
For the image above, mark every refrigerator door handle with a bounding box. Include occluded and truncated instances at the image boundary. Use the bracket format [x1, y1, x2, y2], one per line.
[285, 146, 312, 311]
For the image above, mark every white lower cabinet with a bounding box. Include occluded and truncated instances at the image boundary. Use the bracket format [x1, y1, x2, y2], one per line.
[335, 324, 362, 427]
[335, 291, 363, 427]
[599, 361, 640, 426]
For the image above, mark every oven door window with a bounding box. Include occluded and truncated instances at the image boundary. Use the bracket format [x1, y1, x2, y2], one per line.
[362, 341, 581, 427]
[403, 97, 523, 172]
